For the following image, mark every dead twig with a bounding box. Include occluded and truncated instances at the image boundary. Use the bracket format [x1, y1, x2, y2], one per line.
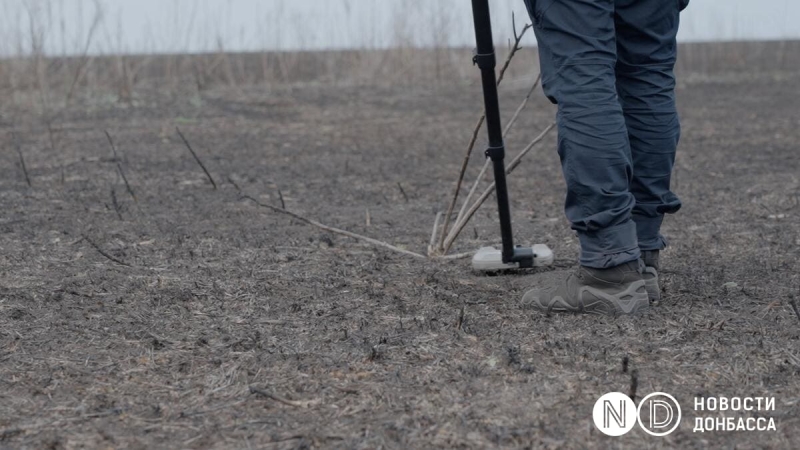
[226, 176, 241, 192]
[428, 211, 442, 256]
[110, 188, 123, 220]
[443, 122, 555, 253]
[503, 73, 541, 138]
[12, 133, 32, 187]
[454, 74, 541, 229]
[65, 1, 103, 103]
[81, 235, 131, 267]
[277, 188, 285, 209]
[241, 195, 426, 259]
[497, 16, 532, 86]
[437, 17, 533, 253]
[175, 127, 217, 189]
[249, 386, 320, 408]
[104, 130, 137, 202]
[397, 182, 409, 202]
[438, 115, 485, 251]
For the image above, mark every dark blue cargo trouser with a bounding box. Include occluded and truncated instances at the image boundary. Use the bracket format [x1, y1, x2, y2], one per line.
[524, 0, 688, 268]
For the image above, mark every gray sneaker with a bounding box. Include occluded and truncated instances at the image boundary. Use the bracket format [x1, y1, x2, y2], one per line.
[641, 250, 661, 305]
[522, 260, 649, 316]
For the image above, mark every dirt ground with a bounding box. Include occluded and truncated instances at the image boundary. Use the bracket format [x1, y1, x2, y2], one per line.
[1, 64, 799, 449]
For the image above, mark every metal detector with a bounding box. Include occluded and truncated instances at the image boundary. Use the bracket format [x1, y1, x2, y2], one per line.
[469, 0, 554, 271]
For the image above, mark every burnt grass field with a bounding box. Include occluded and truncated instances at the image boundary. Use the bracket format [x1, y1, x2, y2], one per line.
[1, 57, 800, 449]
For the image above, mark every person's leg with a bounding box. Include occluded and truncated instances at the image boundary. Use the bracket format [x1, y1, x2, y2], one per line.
[614, 0, 686, 303]
[521, 0, 647, 316]
[524, 0, 639, 269]
[615, 0, 684, 252]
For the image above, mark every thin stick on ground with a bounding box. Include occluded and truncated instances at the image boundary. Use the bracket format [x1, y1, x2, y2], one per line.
[104, 130, 137, 202]
[242, 195, 427, 259]
[176, 127, 218, 189]
[12, 133, 32, 187]
[437, 18, 533, 253]
[442, 122, 556, 254]
[397, 182, 409, 202]
[428, 211, 442, 256]
[81, 234, 131, 267]
[454, 74, 541, 229]
[110, 188, 123, 220]
[438, 115, 484, 251]
[278, 188, 285, 209]
[249, 386, 320, 408]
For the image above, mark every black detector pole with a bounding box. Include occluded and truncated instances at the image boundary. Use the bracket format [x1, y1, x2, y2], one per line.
[470, 0, 534, 267]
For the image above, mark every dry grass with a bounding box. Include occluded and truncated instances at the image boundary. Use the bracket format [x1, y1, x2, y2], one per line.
[2, 40, 799, 108]
[0, 53, 799, 447]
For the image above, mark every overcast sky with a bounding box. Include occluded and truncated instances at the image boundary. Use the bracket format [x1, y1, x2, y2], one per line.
[1, 0, 798, 56]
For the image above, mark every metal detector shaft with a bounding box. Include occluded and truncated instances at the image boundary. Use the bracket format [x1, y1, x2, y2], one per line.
[470, 0, 533, 266]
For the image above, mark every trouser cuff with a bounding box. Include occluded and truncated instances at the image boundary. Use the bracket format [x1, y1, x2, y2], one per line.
[578, 220, 640, 269]
[633, 213, 668, 251]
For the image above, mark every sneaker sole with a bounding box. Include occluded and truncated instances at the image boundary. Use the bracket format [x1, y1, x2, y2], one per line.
[580, 280, 650, 316]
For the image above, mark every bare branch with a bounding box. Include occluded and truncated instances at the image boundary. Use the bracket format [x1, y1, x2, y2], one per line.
[175, 127, 217, 189]
[503, 73, 541, 138]
[81, 234, 131, 267]
[428, 211, 442, 256]
[442, 122, 555, 253]
[66, 0, 104, 103]
[277, 188, 285, 209]
[104, 130, 137, 202]
[437, 20, 533, 252]
[455, 159, 490, 229]
[241, 195, 426, 259]
[397, 182, 409, 202]
[438, 115, 484, 252]
[249, 386, 320, 408]
[454, 74, 541, 228]
[12, 133, 32, 187]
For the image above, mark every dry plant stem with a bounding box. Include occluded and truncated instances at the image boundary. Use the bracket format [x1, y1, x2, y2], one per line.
[397, 182, 409, 202]
[242, 195, 427, 259]
[437, 20, 533, 253]
[438, 115, 484, 252]
[456, 160, 490, 227]
[428, 211, 443, 256]
[104, 130, 137, 202]
[12, 133, 32, 187]
[175, 127, 218, 189]
[442, 122, 556, 254]
[503, 73, 541, 138]
[249, 386, 319, 408]
[81, 235, 131, 267]
[454, 74, 541, 227]
[66, 1, 103, 103]
[278, 189, 285, 209]
[439, 252, 473, 260]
